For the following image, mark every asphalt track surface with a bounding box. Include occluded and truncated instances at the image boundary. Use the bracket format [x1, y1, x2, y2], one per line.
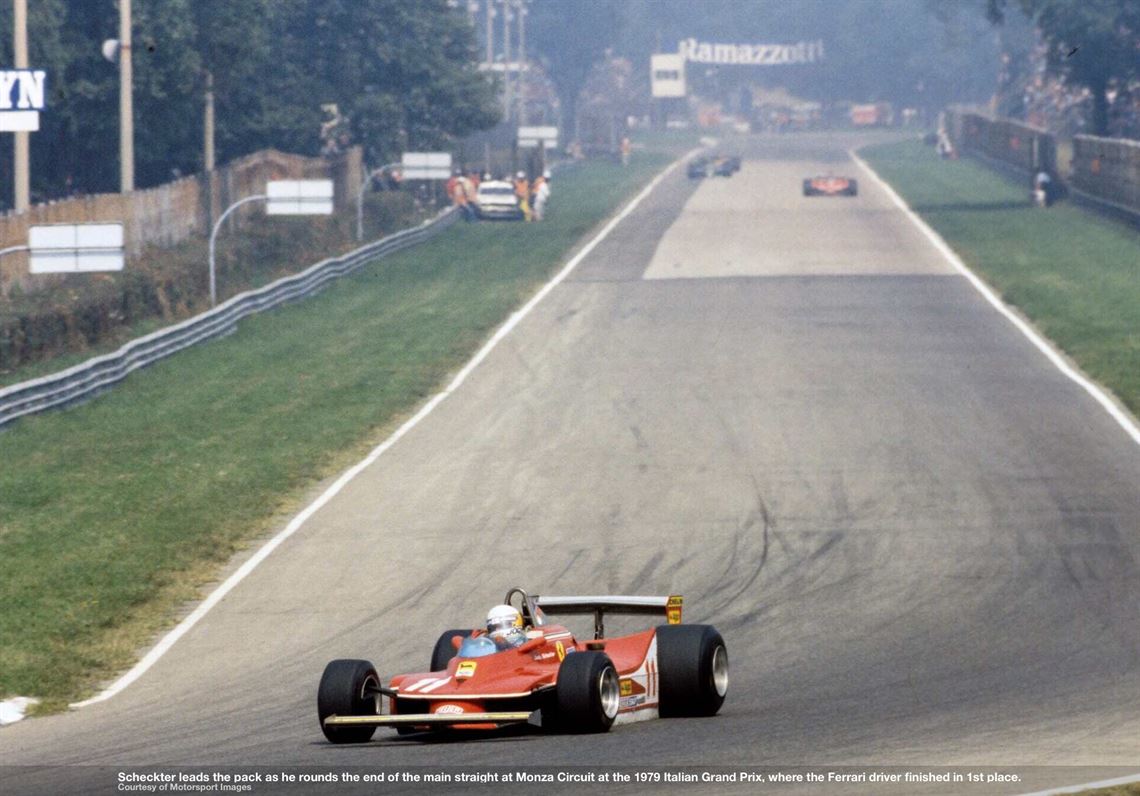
[4, 134, 1140, 796]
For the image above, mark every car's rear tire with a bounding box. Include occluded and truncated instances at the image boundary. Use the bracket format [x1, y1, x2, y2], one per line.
[317, 659, 380, 743]
[552, 652, 620, 733]
[847, 179, 859, 196]
[802, 179, 813, 196]
[656, 625, 728, 717]
[430, 629, 469, 672]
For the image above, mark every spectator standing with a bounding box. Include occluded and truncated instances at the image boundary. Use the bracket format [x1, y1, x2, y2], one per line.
[456, 173, 476, 221]
[1033, 169, 1053, 207]
[514, 171, 532, 222]
[532, 171, 550, 221]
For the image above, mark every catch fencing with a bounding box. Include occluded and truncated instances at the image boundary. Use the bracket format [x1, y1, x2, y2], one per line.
[0, 208, 456, 429]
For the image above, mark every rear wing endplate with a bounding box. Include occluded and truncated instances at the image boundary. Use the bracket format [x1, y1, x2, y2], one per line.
[535, 595, 683, 639]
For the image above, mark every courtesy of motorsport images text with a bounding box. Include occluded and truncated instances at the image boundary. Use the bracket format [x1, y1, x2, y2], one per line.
[1, 2, 1139, 795]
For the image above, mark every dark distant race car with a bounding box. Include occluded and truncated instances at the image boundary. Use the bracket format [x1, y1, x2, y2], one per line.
[317, 588, 728, 741]
[802, 175, 858, 196]
[688, 154, 741, 179]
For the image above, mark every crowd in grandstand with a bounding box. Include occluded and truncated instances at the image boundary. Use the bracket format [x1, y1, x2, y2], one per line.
[997, 40, 1140, 140]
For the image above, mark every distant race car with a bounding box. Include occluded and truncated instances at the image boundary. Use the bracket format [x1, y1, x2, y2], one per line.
[803, 175, 858, 197]
[474, 180, 524, 220]
[688, 154, 741, 179]
[317, 588, 728, 741]
[712, 155, 742, 176]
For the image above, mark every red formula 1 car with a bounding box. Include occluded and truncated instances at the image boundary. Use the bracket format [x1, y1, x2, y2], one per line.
[317, 588, 728, 741]
[802, 175, 858, 196]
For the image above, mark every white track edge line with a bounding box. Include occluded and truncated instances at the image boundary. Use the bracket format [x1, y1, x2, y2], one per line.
[68, 150, 696, 710]
[849, 148, 1140, 448]
[854, 149, 1140, 796]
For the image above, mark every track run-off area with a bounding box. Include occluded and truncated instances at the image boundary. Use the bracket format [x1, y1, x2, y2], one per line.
[3, 133, 1139, 796]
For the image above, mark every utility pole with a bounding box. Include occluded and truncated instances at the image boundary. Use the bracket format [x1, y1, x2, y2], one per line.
[501, 0, 511, 122]
[13, 0, 29, 211]
[119, 0, 134, 193]
[484, 0, 493, 67]
[203, 71, 215, 172]
[516, 1, 526, 125]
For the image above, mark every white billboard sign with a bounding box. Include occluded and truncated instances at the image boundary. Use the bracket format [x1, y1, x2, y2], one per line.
[29, 223, 124, 273]
[266, 180, 334, 215]
[401, 152, 452, 180]
[0, 69, 47, 131]
[517, 126, 558, 148]
[651, 54, 686, 98]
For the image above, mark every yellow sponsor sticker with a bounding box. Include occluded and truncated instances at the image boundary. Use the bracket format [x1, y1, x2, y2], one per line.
[666, 595, 683, 624]
[620, 679, 633, 696]
[555, 641, 566, 662]
[456, 661, 477, 678]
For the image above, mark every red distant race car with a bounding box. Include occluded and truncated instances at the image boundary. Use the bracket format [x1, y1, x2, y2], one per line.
[803, 175, 858, 196]
[317, 588, 728, 741]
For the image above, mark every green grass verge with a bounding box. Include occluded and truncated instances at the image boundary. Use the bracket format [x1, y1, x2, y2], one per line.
[861, 139, 1140, 417]
[0, 152, 673, 710]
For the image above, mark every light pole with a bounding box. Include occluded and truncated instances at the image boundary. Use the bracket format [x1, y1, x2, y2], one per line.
[208, 195, 266, 307]
[485, 0, 494, 68]
[119, 0, 134, 193]
[356, 163, 400, 242]
[516, 1, 527, 125]
[13, 0, 29, 212]
[501, 0, 511, 122]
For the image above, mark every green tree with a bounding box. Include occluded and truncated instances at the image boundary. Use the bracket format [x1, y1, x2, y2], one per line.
[987, 0, 1140, 135]
[528, 0, 620, 140]
[267, 0, 500, 164]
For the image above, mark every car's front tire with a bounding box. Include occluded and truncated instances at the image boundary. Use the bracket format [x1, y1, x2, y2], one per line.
[317, 659, 380, 743]
[656, 625, 728, 717]
[551, 652, 620, 733]
[430, 629, 469, 672]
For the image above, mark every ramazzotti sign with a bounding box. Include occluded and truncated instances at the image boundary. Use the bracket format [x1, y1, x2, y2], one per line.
[678, 39, 824, 66]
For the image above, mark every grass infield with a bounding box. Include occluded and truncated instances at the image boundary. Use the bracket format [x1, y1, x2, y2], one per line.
[861, 139, 1140, 418]
[0, 151, 676, 710]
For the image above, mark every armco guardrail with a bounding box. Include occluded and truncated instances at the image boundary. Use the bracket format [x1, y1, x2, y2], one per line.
[1071, 134, 1140, 217]
[945, 108, 1056, 176]
[0, 207, 458, 429]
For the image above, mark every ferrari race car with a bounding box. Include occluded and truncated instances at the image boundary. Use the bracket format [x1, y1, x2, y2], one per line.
[317, 588, 728, 741]
[802, 175, 858, 196]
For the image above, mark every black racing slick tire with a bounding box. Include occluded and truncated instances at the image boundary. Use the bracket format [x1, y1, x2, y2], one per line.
[846, 179, 859, 196]
[430, 629, 469, 672]
[656, 625, 728, 717]
[317, 659, 380, 743]
[552, 652, 620, 733]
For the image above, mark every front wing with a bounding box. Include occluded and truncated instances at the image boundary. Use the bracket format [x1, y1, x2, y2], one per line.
[324, 711, 537, 729]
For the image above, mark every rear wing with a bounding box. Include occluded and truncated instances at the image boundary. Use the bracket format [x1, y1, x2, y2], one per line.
[535, 595, 683, 639]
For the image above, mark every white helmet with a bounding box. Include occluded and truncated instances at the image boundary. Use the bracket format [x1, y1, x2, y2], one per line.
[486, 604, 524, 647]
[516, 170, 526, 179]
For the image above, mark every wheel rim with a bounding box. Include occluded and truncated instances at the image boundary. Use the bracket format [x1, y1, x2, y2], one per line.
[711, 645, 729, 697]
[598, 667, 620, 719]
[361, 674, 380, 714]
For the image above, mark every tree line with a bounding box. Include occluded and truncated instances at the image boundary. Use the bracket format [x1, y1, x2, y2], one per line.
[0, 0, 500, 206]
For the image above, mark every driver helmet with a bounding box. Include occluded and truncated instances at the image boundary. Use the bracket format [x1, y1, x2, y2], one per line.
[486, 604, 525, 648]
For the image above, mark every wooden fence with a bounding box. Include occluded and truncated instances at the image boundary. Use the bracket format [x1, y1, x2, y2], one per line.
[0, 147, 362, 297]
